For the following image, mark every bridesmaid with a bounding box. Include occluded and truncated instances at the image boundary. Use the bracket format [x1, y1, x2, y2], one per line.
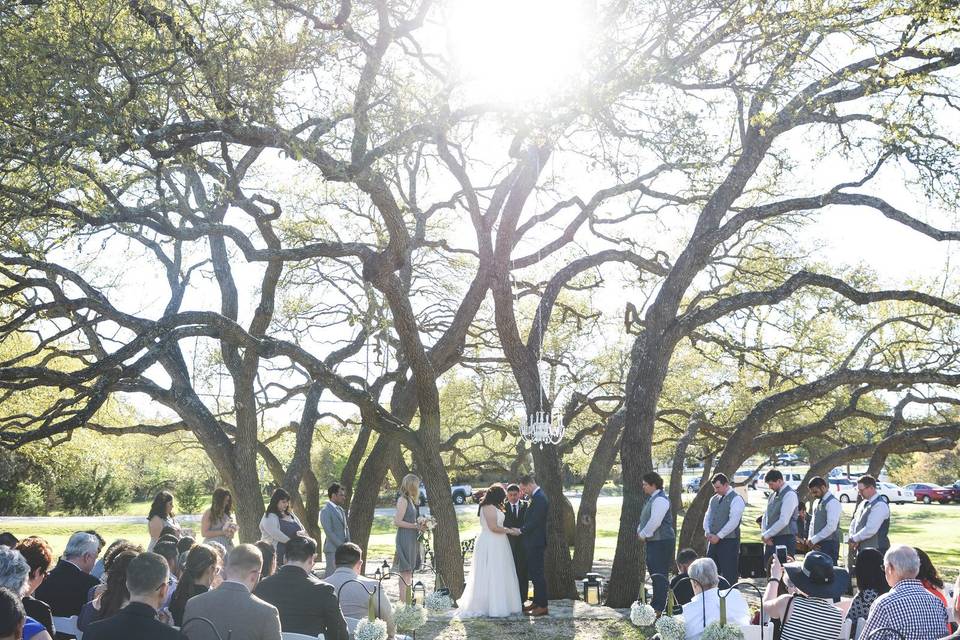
[258, 488, 304, 566]
[201, 488, 238, 551]
[147, 490, 182, 551]
[392, 473, 424, 598]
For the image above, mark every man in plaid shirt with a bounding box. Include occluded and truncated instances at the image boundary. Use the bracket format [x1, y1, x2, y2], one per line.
[860, 545, 949, 640]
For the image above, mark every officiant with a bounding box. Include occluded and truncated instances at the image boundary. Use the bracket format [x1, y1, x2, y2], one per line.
[504, 483, 528, 605]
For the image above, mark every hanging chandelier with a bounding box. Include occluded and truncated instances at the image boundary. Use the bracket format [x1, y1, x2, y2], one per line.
[520, 409, 565, 448]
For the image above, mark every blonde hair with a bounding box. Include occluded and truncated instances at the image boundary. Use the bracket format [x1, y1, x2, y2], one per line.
[400, 474, 420, 500]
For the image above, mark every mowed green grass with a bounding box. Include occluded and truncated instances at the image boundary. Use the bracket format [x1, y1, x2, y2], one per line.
[4, 499, 958, 579]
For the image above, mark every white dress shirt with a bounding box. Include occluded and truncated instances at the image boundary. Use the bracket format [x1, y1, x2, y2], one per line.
[636, 491, 670, 539]
[761, 487, 798, 540]
[683, 587, 751, 640]
[848, 494, 890, 543]
[809, 495, 843, 544]
[702, 490, 746, 539]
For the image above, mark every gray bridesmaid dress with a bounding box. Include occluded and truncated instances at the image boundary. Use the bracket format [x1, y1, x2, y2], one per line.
[392, 497, 422, 572]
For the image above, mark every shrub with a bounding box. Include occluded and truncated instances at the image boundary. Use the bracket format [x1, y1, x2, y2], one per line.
[176, 477, 206, 515]
[57, 468, 130, 515]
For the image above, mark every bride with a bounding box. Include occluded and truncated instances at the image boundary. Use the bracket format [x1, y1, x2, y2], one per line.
[458, 485, 523, 617]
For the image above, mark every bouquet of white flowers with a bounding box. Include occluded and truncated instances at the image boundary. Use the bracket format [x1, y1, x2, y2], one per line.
[354, 619, 388, 640]
[701, 621, 745, 640]
[655, 614, 685, 640]
[424, 591, 454, 611]
[416, 515, 436, 532]
[394, 603, 429, 631]
[630, 601, 657, 627]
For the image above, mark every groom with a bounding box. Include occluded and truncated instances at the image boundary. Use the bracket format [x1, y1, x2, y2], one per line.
[511, 474, 549, 616]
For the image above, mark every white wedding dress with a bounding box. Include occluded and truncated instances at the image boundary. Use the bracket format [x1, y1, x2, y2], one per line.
[457, 506, 522, 617]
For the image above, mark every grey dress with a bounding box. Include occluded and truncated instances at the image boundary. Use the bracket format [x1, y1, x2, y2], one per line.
[392, 497, 422, 572]
[203, 512, 236, 550]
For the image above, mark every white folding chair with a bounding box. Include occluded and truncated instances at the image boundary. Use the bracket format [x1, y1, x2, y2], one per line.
[852, 617, 867, 640]
[52, 615, 82, 640]
[838, 618, 853, 640]
[743, 623, 773, 640]
[280, 633, 320, 640]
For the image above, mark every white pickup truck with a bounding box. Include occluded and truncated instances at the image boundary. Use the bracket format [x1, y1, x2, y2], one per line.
[418, 483, 474, 505]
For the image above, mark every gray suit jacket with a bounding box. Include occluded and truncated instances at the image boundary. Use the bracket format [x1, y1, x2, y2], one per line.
[320, 501, 350, 554]
[182, 581, 281, 640]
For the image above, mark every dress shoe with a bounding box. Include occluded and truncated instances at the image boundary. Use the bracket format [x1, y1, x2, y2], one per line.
[522, 603, 537, 613]
[528, 606, 549, 617]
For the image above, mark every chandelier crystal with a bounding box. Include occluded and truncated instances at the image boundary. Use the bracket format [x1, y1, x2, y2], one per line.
[520, 410, 565, 448]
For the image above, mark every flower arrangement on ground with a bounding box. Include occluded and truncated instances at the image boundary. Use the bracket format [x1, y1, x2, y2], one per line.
[354, 619, 388, 640]
[630, 584, 656, 627]
[424, 591, 454, 611]
[394, 602, 429, 631]
[701, 621, 745, 640]
[655, 590, 685, 640]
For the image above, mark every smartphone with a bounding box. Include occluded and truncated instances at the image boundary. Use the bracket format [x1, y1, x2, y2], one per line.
[776, 545, 788, 564]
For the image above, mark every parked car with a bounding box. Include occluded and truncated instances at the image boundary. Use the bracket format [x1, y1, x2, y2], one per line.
[878, 482, 914, 505]
[829, 478, 858, 503]
[774, 452, 802, 465]
[951, 481, 960, 502]
[904, 483, 954, 504]
[732, 469, 760, 489]
[418, 482, 474, 505]
[685, 477, 703, 493]
[763, 472, 804, 496]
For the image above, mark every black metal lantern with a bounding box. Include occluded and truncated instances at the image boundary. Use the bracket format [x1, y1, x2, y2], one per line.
[413, 580, 426, 606]
[583, 572, 604, 605]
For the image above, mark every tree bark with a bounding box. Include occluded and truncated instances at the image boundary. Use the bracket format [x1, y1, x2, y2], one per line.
[349, 434, 396, 571]
[531, 444, 579, 599]
[572, 411, 624, 577]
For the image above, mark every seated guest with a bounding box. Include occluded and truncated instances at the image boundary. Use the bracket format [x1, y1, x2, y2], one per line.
[150, 542, 179, 609]
[682, 558, 750, 640]
[175, 538, 195, 579]
[87, 542, 143, 605]
[91, 540, 131, 581]
[78, 551, 136, 632]
[15, 538, 54, 635]
[83, 533, 106, 563]
[182, 544, 281, 640]
[861, 545, 949, 640]
[253, 542, 275, 582]
[670, 548, 699, 613]
[33, 531, 101, 634]
[253, 536, 348, 640]
[763, 552, 847, 640]
[323, 543, 395, 639]
[168, 544, 219, 627]
[84, 553, 179, 640]
[847, 548, 889, 621]
[0, 554, 52, 640]
[0, 536, 18, 549]
[916, 548, 949, 606]
[795, 503, 810, 541]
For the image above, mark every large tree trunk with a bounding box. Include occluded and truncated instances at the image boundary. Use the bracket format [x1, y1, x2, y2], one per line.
[349, 434, 396, 571]
[668, 415, 702, 527]
[415, 444, 466, 597]
[572, 412, 624, 577]
[342, 423, 373, 497]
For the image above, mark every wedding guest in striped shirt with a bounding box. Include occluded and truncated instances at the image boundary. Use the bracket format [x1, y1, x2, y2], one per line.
[763, 551, 847, 640]
[860, 545, 949, 640]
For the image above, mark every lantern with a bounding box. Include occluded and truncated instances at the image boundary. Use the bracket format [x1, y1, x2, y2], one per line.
[413, 581, 426, 606]
[583, 573, 604, 606]
[373, 567, 382, 581]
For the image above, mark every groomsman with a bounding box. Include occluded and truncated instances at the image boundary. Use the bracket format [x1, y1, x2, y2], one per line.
[636, 472, 675, 613]
[760, 469, 799, 566]
[848, 475, 890, 559]
[503, 484, 528, 606]
[320, 483, 350, 577]
[806, 476, 842, 564]
[702, 473, 745, 587]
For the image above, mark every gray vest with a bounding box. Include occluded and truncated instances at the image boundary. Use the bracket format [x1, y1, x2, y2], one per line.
[765, 485, 799, 537]
[707, 491, 741, 539]
[852, 497, 890, 551]
[638, 490, 675, 541]
[813, 493, 840, 543]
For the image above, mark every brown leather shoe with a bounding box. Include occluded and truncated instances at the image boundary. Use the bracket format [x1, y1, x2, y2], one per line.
[528, 606, 549, 617]
[522, 603, 537, 613]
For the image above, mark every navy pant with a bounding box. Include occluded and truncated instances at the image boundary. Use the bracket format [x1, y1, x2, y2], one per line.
[816, 539, 840, 566]
[526, 544, 548, 607]
[645, 538, 675, 613]
[707, 537, 740, 588]
[763, 534, 797, 571]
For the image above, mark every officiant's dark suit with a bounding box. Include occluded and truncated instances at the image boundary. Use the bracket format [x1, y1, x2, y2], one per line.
[503, 498, 528, 604]
[520, 487, 549, 610]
